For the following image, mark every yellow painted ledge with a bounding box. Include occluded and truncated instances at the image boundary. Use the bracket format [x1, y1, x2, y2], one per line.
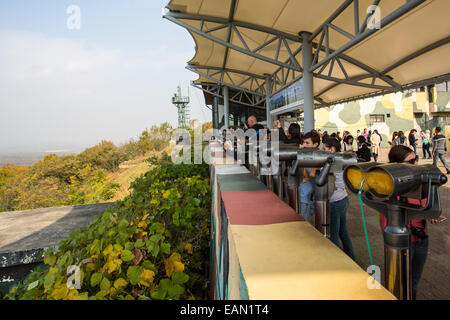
[230, 221, 396, 300]
[211, 156, 239, 166]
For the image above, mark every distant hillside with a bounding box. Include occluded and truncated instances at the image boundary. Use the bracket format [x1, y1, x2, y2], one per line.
[0, 122, 174, 212]
[0, 151, 76, 167]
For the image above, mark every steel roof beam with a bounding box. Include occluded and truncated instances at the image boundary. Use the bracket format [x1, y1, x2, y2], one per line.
[309, 0, 426, 72]
[222, 0, 237, 69]
[191, 81, 266, 109]
[188, 65, 266, 95]
[187, 66, 265, 97]
[163, 11, 302, 71]
[310, 41, 401, 89]
[314, 73, 393, 90]
[167, 0, 443, 110]
[189, 65, 266, 80]
[315, 36, 450, 99]
[381, 36, 450, 74]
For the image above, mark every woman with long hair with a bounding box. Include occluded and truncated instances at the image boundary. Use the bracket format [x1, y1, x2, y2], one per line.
[393, 130, 408, 146]
[323, 138, 355, 260]
[342, 134, 354, 152]
[390, 131, 398, 146]
[379, 145, 445, 299]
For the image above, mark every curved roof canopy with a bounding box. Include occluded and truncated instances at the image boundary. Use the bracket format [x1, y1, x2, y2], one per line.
[164, 0, 450, 108]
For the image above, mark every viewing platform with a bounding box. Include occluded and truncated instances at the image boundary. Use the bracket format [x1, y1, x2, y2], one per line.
[209, 142, 396, 299]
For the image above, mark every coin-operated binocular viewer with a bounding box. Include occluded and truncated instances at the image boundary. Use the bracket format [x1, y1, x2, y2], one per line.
[343, 163, 447, 300]
[261, 143, 301, 202]
[274, 147, 357, 235]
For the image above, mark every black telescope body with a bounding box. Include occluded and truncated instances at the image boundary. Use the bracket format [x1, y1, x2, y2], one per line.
[270, 146, 358, 236]
[344, 163, 447, 220]
[343, 162, 447, 300]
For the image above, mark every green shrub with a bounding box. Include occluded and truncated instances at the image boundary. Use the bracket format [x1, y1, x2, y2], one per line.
[5, 156, 211, 300]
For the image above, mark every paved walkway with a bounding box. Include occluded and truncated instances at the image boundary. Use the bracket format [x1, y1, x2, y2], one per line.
[345, 148, 450, 300]
[0, 202, 115, 254]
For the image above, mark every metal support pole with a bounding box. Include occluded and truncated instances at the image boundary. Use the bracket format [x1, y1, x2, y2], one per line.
[300, 31, 315, 133]
[267, 173, 274, 191]
[384, 205, 411, 300]
[277, 162, 285, 200]
[223, 86, 229, 129]
[256, 155, 262, 181]
[293, 186, 300, 214]
[265, 76, 272, 129]
[213, 96, 219, 130]
[313, 175, 335, 238]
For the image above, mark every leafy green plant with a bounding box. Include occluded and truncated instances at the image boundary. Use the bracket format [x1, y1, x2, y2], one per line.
[5, 155, 211, 300]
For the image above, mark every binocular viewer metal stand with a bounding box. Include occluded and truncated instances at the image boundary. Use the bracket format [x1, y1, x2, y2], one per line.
[283, 148, 358, 237]
[248, 143, 359, 237]
[344, 162, 447, 300]
[250, 144, 357, 236]
[218, 135, 447, 300]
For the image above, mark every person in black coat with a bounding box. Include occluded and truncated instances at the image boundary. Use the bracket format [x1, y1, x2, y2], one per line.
[275, 121, 302, 209]
[276, 121, 302, 145]
[356, 135, 371, 162]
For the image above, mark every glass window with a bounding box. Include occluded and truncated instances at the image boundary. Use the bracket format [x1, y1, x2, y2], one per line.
[436, 81, 450, 92]
[370, 114, 385, 123]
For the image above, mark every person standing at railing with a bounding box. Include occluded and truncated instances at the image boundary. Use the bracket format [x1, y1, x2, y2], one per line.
[276, 120, 302, 210]
[323, 137, 355, 261]
[378, 145, 446, 299]
[299, 131, 320, 224]
[243, 115, 265, 168]
[342, 135, 354, 152]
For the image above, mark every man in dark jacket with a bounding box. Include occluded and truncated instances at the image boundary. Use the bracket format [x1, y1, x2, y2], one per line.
[409, 129, 418, 154]
[243, 115, 265, 169]
[432, 127, 450, 174]
[243, 115, 265, 133]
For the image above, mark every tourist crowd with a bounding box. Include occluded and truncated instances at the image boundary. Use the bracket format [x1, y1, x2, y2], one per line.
[219, 115, 449, 300]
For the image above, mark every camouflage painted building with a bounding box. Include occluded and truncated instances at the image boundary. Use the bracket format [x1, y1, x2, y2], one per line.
[314, 82, 450, 149]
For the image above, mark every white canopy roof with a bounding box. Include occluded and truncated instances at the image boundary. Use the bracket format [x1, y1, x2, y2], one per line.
[164, 0, 450, 108]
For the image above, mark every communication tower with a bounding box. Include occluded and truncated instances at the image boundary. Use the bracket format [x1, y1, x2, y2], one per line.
[172, 86, 190, 128]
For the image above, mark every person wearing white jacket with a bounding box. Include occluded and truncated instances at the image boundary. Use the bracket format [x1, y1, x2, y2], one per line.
[370, 129, 381, 162]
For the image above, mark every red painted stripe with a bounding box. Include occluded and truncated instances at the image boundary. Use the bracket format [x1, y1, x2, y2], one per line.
[221, 190, 305, 225]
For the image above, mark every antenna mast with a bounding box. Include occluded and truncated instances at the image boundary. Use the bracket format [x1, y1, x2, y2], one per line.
[171, 85, 190, 128]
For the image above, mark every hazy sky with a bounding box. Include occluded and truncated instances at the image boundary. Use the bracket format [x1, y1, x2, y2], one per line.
[0, 0, 210, 153]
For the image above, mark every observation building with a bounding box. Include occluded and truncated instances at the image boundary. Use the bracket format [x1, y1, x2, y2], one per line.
[164, 0, 450, 300]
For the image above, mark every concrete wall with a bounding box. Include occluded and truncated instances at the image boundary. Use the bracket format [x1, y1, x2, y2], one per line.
[315, 91, 450, 148]
[0, 202, 115, 297]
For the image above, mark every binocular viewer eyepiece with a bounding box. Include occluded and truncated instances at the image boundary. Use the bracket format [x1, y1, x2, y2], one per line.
[269, 145, 357, 166]
[344, 162, 447, 222]
[344, 163, 448, 198]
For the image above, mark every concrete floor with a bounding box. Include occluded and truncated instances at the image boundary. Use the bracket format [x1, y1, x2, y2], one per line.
[341, 148, 450, 300]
